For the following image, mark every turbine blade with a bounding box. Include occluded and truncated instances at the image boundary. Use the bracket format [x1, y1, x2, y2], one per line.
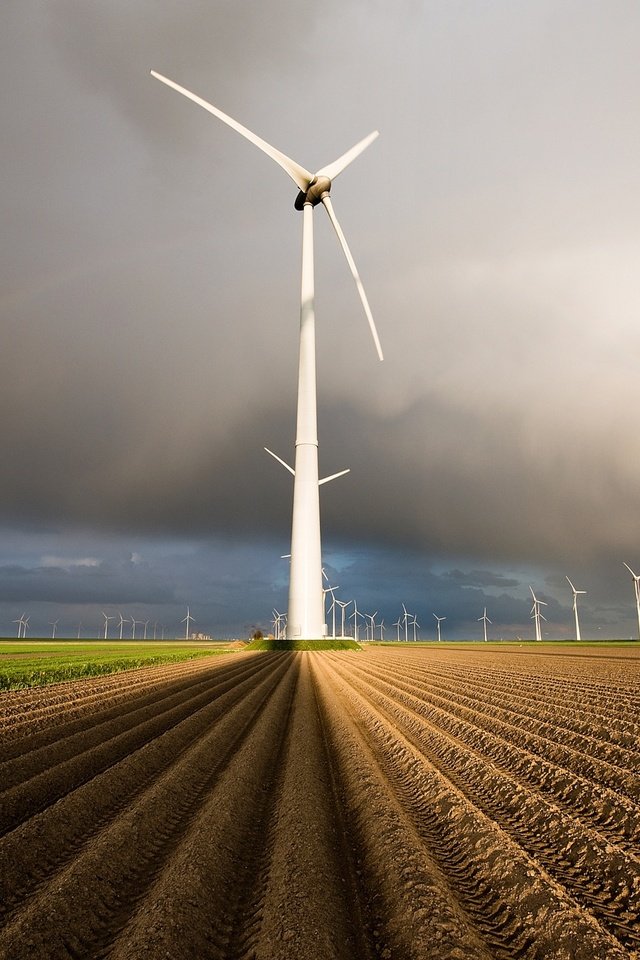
[316, 130, 379, 181]
[319, 468, 351, 486]
[150, 71, 313, 192]
[264, 447, 295, 476]
[321, 196, 384, 361]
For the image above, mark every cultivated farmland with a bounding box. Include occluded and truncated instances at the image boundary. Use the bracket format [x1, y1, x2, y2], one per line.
[0, 646, 638, 959]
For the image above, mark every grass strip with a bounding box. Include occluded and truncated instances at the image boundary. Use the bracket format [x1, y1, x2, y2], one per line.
[0, 649, 227, 690]
[246, 638, 361, 651]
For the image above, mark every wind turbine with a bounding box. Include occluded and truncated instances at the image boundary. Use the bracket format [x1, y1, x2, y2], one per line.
[402, 604, 410, 643]
[13, 613, 26, 639]
[566, 577, 586, 642]
[321, 572, 340, 639]
[143, 620, 150, 641]
[393, 616, 402, 642]
[378, 619, 385, 640]
[433, 614, 446, 642]
[623, 562, 640, 640]
[350, 601, 363, 642]
[182, 606, 195, 640]
[529, 586, 547, 642]
[49, 619, 59, 640]
[478, 607, 492, 643]
[336, 599, 350, 638]
[411, 615, 419, 642]
[22, 615, 30, 638]
[102, 612, 115, 640]
[117, 612, 128, 641]
[365, 611, 378, 642]
[151, 71, 382, 641]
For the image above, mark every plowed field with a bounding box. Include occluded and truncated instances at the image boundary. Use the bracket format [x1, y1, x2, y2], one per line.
[1, 646, 638, 959]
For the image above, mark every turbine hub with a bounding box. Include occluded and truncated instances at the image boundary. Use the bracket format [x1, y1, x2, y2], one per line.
[294, 175, 331, 210]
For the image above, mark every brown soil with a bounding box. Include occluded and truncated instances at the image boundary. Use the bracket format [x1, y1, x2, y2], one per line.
[0, 646, 638, 959]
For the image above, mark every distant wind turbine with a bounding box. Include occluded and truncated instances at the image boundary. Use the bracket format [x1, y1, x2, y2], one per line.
[623, 562, 640, 640]
[478, 607, 492, 643]
[49, 619, 59, 640]
[182, 606, 195, 640]
[365, 611, 378, 642]
[529, 586, 547, 642]
[566, 577, 586, 642]
[151, 71, 382, 641]
[433, 614, 446, 642]
[350, 601, 363, 642]
[118, 612, 128, 641]
[393, 617, 402, 642]
[13, 613, 26, 639]
[402, 604, 410, 643]
[336, 599, 350, 638]
[102, 612, 115, 640]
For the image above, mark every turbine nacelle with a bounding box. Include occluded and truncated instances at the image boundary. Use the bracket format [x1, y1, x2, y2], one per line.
[294, 176, 332, 210]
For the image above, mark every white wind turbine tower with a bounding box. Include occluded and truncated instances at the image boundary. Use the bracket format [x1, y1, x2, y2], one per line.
[102, 612, 115, 640]
[378, 619, 385, 641]
[350, 601, 363, 642]
[118, 612, 128, 641]
[336, 599, 350, 638]
[22, 616, 30, 638]
[402, 604, 410, 643]
[182, 606, 195, 640]
[49, 619, 59, 640]
[411, 615, 419, 642]
[152, 72, 382, 641]
[433, 614, 446, 642]
[478, 607, 492, 643]
[529, 586, 547, 642]
[623, 562, 640, 640]
[565, 577, 586, 642]
[393, 616, 402, 642]
[13, 613, 26, 639]
[365, 611, 378, 642]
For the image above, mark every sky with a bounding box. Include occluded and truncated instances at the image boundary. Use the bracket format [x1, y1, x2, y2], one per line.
[2, 1, 640, 639]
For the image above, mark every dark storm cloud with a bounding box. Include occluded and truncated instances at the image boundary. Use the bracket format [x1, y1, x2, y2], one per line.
[444, 570, 520, 589]
[3, 2, 640, 636]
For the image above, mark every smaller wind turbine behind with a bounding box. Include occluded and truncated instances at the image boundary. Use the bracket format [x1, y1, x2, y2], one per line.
[566, 577, 586, 642]
[433, 614, 446, 642]
[529, 587, 547, 642]
[623, 563, 640, 640]
[477, 608, 492, 643]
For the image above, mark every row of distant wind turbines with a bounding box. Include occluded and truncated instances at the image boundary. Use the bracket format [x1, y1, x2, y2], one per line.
[12, 607, 197, 641]
[272, 564, 640, 641]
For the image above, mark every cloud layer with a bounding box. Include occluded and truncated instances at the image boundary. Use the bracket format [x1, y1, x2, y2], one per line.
[2, 2, 640, 636]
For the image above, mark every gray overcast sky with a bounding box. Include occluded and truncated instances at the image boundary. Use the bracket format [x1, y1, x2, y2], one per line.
[2, 1, 640, 638]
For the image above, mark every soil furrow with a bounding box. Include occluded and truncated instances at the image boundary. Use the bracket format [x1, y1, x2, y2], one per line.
[228, 652, 375, 960]
[0, 654, 278, 921]
[0, 655, 241, 739]
[357, 655, 640, 776]
[341, 656, 640, 849]
[101, 653, 299, 959]
[0, 655, 274, 836]
[321, 655, 630, 960]
[0, 654, 292, 959]
[0, 655, 259, 787]
[330, 655, 640, 949]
